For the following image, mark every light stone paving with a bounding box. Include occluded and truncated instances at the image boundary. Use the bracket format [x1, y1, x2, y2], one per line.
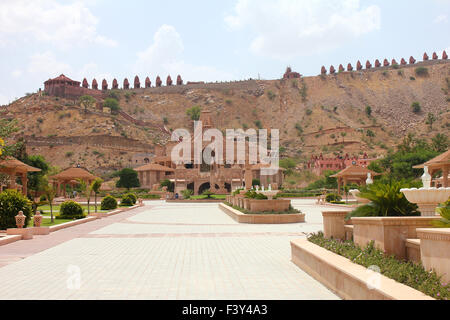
[0, 199, 340, 300]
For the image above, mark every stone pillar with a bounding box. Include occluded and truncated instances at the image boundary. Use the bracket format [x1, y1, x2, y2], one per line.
[417, 228, 450, 283]
[443, 165, 448, 188]
[21, 172, 27, 196]
[322, 211, 350, 240]
[244, 168, 252, 190]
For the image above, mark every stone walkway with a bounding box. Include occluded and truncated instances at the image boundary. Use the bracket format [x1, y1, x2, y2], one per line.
[0, 200, 342, 300]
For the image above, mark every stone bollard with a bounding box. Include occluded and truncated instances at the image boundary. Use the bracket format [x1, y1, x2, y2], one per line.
[7, 210, 34, 240]
[15, 211, 26, 229]
[33, 211, 43, 227]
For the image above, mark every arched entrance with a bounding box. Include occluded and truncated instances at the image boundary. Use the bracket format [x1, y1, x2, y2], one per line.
[198, 182, 210, 195]
[187, 182, 195, 192]
[224, 183, 231, 193]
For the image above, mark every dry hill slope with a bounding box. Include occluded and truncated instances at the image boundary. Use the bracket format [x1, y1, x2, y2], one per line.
[1, 59, 449, 176]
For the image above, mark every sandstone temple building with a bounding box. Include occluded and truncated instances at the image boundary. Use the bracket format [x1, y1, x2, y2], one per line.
[135, 111, 284, 195]
[306, 153, 375, 176]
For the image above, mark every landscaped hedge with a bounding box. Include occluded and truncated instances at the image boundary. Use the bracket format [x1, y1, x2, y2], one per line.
[123, 193, 137, 205]
[0, 190, 33, 229]
[120, 194, 134, 206]
[59, 201, 85, 219]
[326, 193, 342, 203]
[308, 232, 450, 300]
[224, 202, 301, 215]
[101, 195, 118, 210]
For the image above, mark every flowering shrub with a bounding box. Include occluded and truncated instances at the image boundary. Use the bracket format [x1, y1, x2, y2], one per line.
[308, 232, 449, 300]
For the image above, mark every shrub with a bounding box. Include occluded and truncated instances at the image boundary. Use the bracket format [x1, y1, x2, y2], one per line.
[252, 179, 261, 187]
[305, 109, 312, 116]
[255, 193, 268, 200]
[120, 194, 134, 206]
[0, 190, 32, 229]
[267, 91, 276, 100]
[39, 194, 47, 202]
[186, 105, 201, 120]
[308, 232, 450, 300]
[411, 102, 421, 114]
[325, 193, 342, 203]
[254, 120, 262, 129]
[433, 200, 450, 227]
[101, 195, 118, 210]
[103, 98, 120, 112]
[365, 105, 372, 117]
[59, 201, 85, 219]
[202, 189, 214, 199]
[410, 76, 416, 81]
[346, 181, 420, 220]
[392, 64, 399, 69]
[160, 179, 174, 192]
[415, 67, 428, 77]
[124, 193, 137, 205]
[181, 189, 193, 199]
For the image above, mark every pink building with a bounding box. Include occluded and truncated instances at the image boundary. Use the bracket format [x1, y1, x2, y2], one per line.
[306, 153, 374, 176]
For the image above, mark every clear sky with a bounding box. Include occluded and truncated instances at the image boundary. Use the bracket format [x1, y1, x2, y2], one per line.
[0, 0, 449, 105]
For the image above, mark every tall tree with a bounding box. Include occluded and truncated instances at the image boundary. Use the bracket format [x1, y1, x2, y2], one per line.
[186, 105, 202, 121]
[116, 168, 140, 190]
[24, 155, 50, 197]
[79, 95, 96, 113]
[0, 119, 19, 160]
[90, 178, 103, 213]
[431, 133, 448, 153]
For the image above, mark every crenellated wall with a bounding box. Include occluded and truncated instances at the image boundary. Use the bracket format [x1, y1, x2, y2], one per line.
[320, 50, 448, 75]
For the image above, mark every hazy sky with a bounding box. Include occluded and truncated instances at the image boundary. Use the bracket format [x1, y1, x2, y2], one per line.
[0, 0, 449, 105]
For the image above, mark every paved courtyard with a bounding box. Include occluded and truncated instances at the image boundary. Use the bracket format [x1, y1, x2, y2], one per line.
[0, 199, 342, 300]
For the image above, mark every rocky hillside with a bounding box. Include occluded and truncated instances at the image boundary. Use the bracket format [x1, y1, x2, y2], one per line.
[1, 59, 449, 177]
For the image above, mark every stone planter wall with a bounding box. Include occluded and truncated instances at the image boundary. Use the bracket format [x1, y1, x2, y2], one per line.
[248, 199, 290, 213]
[322, 211, 351, 240]
[416, 228, 450, 283]
[290, 239, 434, 300]
[405, 239, 421, 263]
[352, 216, 440, 260]
[219, 203, 305, 224]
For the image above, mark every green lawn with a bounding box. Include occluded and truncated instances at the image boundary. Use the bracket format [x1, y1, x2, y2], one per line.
[27, 218, 74, 227]
[37, 204, 109, 215]
[190, 195, 227, 200]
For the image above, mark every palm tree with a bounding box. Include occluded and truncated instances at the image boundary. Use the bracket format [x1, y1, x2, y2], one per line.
[78, 179, 92, 215]
[43, 184, 57, 223]
[90, 178, 103, 213]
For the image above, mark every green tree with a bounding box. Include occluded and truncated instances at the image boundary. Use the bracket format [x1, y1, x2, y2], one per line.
[160, 179, 174, 192]
[42, 181, 57, 223]
[431, 133, 448, 153]
[116, 168, 140, 190]
[365, 105, 372, 117]
[24, 155, 50, 197]
[0, 119, 20, 160]
[279, 158, 297, 176]
[186, 105, 202, 121]
[425, 113, 437, 130]
[79, 95, 96, 113]
[103, 98, 120, 112]
[78, 179, 92, 215]
[90, 178, 103, 213]
[411, 102, 421, 114]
